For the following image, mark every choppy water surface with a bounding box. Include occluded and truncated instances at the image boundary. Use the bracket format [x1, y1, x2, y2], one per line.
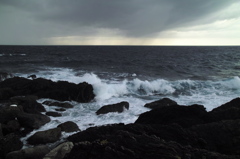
[1, 45, 240, 146]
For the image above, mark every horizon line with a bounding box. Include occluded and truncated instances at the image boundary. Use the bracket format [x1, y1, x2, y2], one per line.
[0, 44, 240, 47]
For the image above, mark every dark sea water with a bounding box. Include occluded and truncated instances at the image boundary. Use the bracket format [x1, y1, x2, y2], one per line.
[1, 46, 240, 80]
[1, 45, 240, 145]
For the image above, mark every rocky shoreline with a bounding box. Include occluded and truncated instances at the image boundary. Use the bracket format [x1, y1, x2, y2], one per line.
[1, 76, 240, 159]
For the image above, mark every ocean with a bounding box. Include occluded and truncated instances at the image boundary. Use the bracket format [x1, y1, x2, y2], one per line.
[1, 45, 240, 145]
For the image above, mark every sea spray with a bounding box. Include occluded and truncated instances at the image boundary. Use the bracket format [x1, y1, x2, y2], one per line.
[16, 68, 240, 111]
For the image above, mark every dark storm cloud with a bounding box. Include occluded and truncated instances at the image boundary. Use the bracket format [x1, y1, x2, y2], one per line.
[0, 0, 238, 37]
[38, 0, 238, 36]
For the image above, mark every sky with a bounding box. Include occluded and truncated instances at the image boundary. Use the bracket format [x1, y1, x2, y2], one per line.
[0, 0, 239, 45]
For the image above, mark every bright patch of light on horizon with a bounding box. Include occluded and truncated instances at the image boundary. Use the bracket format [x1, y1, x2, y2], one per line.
[48, 35, 171, 45]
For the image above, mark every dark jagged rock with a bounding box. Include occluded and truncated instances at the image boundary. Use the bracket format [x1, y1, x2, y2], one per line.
[2, 120, 21, 135]
[212, 98, 240, 111]
[0, 104, 50, 136]
[10, 96, 46, 114]
[17, 112, 50, 129]
[190, 119, 240, 155]
[67, 140, 236, 159]
[144, 98, 178, 109]
[1, 76, 240, 159]
[67, 123, 198, 148]
[96, 101, 129, 115]
[46, 111, 62, 117]
[55, 108, 66, 112]
[0, 88, 15, 100]
[57, 121, 80, 133]
[0, 133, 23, 159]
[27, 127, 62, 145]
[39, 81, 95, 103]
[0, 123, 3, 138]
[209, 97, 240, 121]
[135, 104, 210, 128]
[44, 142, 73, 159]
[0, 77, 95, 103]
[43, 101, 74, 108]
[0, 77, 34, 95]
[0, 105, 23, 124]
[6, 145, 50, 159]
[65, 123, 239, 159]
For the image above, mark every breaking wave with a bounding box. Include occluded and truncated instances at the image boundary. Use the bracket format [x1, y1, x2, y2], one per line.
[17, 68, 240, 111]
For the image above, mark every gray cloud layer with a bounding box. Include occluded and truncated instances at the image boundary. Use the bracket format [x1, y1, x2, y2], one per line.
[0, 0, 239, 44]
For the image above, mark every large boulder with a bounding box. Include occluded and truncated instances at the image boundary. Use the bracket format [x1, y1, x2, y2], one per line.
[6, 145, 50, 159]
[209, 98, 240, 122]
[0, 77, 95, 103]
[2, 120, 21, 135]
[0, 77, 35, 95]
[135, 104, 210, 128]
[0, 105, 23, 124]
[46, 111, 62, 117]
[57, 121, 80, 133]
[96, 102, 129, 115]
[0, 88, 15, 100]
[27, 127, 62, 145]
[65, 123, 239, 159]
[144, 98, 178, 109]
[43, 142, 73, 159]
[37, 80, 95, 103]
[17, 112, 50, 129]
[67, 123, 199, 148]
[43, 101, 74, 108]
[190, 119, 240, 155]
[0, 133, 23, 159]
[10, 96, 46, 114]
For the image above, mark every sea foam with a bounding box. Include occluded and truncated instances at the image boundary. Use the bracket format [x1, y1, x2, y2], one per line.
[17, 68, 240, 111]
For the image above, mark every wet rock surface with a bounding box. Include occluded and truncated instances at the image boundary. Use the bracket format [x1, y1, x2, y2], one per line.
[1, 77, 240, 159]
[0, 77, 95, 159]
[17, 112, 51, 129]
[0, 77, 95, 103]
[64, 98, 240, 159]
[0, 133, 23, 159]
[57, 121, 80, 133]
[46, 111, 62, 117]
[144, 97, 178, 109]
[96, 101, 129, 115]
[10, 96, 46, 114]
[27, 127, 62, 145]
[43, 142, 74, 159]
[136, 104, 210, 128]
[6, 145, 50, 159]
[43, 101, 74, 108]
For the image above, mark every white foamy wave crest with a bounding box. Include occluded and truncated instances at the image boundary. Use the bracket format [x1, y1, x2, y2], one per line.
[219, 76, 240, 89]
[93, 80, 128, 101]
[93, 78, 175, 101]
[128, 78, 175, 95]
[41, 71, 176, 101]
[16, 68, 240, 110]
[31, 69, 176, 101]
